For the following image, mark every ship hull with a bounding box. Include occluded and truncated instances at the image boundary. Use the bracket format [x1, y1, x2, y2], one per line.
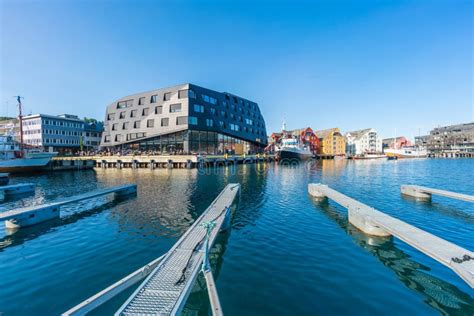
[0, 156, 54, 173]
[384, 148, 427, 158]
[278, 148, 313, 161]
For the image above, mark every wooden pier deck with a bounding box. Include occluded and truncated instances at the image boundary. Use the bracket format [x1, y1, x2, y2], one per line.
[115, 183, 240, 315]
[0, 184, 136, 228]
[308, 183, 474, 288]
[401, 185, 474, 203]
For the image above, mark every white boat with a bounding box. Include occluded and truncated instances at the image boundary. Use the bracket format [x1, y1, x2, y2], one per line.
[277, 138, 313, 160]
[0, 135, 57, 173]
[349, 153, 386, 160]
[384, 147, 427, 158]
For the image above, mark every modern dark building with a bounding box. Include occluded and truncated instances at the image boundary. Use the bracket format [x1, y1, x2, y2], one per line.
[100, 83, 268, 154]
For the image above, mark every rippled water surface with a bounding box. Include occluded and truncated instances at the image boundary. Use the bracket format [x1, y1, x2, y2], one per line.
[0, 159, 473, 315]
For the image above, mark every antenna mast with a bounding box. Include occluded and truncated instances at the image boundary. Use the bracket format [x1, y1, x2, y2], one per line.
[14, 96, 24, 152]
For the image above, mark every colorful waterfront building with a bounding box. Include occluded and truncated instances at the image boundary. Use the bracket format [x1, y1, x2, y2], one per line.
[314, 128, 345, 156]
[382, 136, 413, 151]
[345, 128, 382, 156]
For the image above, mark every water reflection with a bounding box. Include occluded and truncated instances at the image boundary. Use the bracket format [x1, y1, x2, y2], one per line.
[401, 195, 474, 224]
[311, 199, 474, 315]
[0, 200, 121, 252]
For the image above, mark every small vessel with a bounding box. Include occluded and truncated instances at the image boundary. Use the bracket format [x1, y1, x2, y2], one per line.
[0, 135, 57, 173]
[0, 96, 57, 173]
[349, 153, 386, 160]
[277, 137, 313, 160]
[384, 147, 427, 158]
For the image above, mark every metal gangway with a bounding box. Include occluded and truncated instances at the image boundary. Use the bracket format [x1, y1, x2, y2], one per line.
[64, 183, 240, 316]
[308, 183, 474, 288]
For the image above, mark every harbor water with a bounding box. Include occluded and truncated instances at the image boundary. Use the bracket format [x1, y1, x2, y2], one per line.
[0, 159, 473, 315]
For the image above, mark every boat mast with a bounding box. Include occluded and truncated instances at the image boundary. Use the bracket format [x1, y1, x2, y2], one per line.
[14, 96, 24, 152]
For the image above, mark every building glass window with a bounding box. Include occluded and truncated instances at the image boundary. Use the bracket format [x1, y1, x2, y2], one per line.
[177, 116, 188, 125]
[194, 104, 204, 113]
[170, 103, 182, 113]
[188, 117, 198, 125]
[163, 92, 171, 101]
[206, 119, 213, 127]
[107, 113, 115, 120]
[161, 118, 169, 127]
[178, 89, 188, 99]
[134, 121, 141, 129]
[122, 122, 129, 130]
[130, 110, 137, 118]
[104, 135, 111, 142]
[142, 108, 149, 116]
[147, 119, 154, 128]
[112, 123, 118, 131]
[138, 97, 145, 105]
[210, 108, 217, 115]
[201, 94, 210, 103]
[150, 95, 157, 103]
[117, 99, 133, 109]
[155, 105, 163, 114]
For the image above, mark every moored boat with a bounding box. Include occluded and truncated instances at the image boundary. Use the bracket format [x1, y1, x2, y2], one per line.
[0, 135, 57, 173]
[349, 153, 386, 160]
[384, 147, 427, 158]
[277, 138, 313, 161]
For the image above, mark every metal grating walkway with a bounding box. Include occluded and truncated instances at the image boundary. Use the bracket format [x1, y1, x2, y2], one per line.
[116, 183, 240, 315]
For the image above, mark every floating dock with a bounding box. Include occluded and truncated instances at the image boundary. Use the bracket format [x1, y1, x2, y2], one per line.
[401, 185, 474, 203]
[308, 183, 474, 288]
[0, 183, 35, 201]
[116, 183, 239, 315]
[0, 184, 136, 228]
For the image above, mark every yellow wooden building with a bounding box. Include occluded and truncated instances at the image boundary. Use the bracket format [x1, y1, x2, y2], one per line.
[314, 128, 346, 156]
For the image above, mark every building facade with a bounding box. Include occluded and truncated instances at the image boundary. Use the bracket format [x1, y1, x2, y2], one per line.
[83, 122, 104, 151]
[0, 118, 20, 141]
[425, 122, 474, 154]
[382, 136, 413, 151]
[314, 128, 345, 156]
[345, 128, 382, 156]
[100, 83, 268, 155]
[21, 114, 103, 153]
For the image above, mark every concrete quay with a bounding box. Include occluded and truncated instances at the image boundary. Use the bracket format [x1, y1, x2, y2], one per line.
[53, 154, 276, 170]
[308, 183, 474, 288]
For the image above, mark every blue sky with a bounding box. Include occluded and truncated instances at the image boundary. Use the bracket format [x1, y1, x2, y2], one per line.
[1, 0, 472, 139]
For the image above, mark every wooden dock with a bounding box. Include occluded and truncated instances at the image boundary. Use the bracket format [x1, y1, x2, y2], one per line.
[63, 183, 240, 316]
[308, 183, 474, 288]
[401, 185, 474, 203]
[0, 183, 35, 201]
[0, 184, 136, 229]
